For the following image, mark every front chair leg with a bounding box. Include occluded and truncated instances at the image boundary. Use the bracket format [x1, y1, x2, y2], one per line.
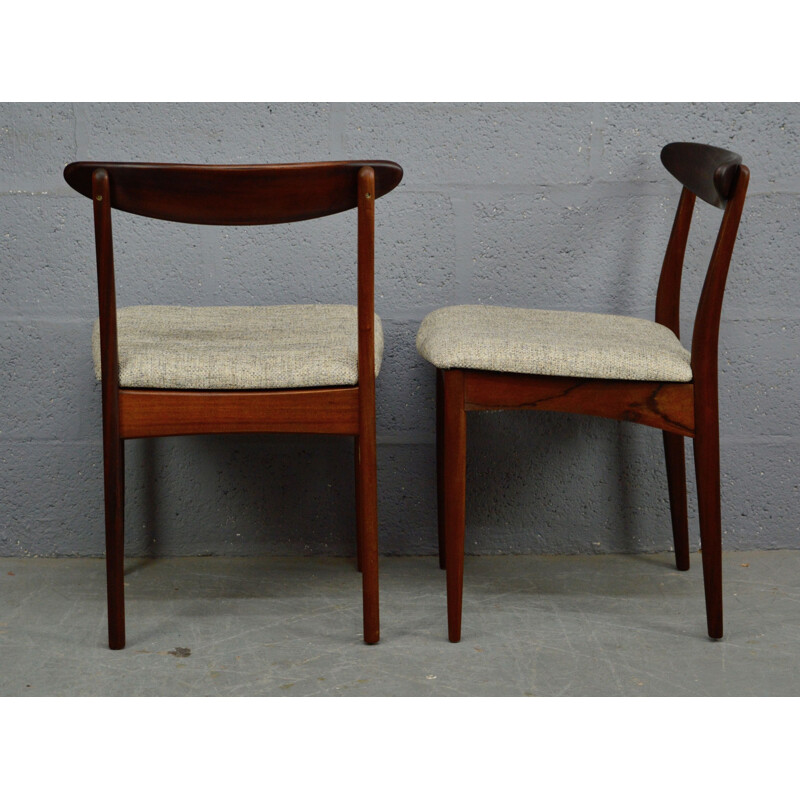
[356, 430, 380, 644]
[663, 431, 690, 571]
[693, 422, 723, 640]
[442, 370, 467, 643]
[104, 436, 126, 650]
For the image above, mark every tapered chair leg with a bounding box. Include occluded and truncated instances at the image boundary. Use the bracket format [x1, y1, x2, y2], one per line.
[356, 431, 380, 644]
[103, 436, 126, 650]
[693, 423, 723, 640]
[442, 370, 467, 643]
[663, 431, 690, 571]
[354, 436, 363, 573]
[436, 369, 446, 570]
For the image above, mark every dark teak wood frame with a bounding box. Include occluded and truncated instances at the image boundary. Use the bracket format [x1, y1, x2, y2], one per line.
[64, 160, 403, 649]
[436, 143, 749, 642]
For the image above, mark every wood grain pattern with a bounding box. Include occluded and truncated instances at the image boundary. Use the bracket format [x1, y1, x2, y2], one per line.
[64, 161, 403, 225]
[118, 388, 360, 438]
[464, 371, 695, 436]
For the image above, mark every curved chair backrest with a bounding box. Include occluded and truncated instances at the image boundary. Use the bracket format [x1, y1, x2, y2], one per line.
[63, 160, 404, 225]
[660, 142, 742, 210]
[655, 142, 749, 389]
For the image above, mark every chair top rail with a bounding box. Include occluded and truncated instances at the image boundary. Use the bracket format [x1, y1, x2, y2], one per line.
[660, 142, 742, 209]
[63, 160, 403, 225]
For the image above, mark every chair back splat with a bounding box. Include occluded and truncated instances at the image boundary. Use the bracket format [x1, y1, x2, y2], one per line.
[66, 160, 403, 649]
[416, 142, 748, 642]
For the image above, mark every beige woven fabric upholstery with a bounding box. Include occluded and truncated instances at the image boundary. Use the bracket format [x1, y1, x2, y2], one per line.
[93, 304, 383, 389]
[416, 305, 693, 382]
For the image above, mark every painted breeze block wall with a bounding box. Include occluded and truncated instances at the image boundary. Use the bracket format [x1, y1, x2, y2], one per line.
[1, 103, 797, 557]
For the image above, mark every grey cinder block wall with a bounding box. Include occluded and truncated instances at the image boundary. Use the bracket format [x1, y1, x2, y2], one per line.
[1, 102, 797, 558]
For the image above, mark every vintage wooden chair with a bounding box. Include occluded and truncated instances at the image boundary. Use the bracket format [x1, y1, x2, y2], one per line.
[64, 160, 403, 649]
[416, 142, 749, 642]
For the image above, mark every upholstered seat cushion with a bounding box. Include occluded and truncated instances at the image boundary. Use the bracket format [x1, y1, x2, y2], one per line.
[416, 305, 693, 382]
[93, 304, 383, 389]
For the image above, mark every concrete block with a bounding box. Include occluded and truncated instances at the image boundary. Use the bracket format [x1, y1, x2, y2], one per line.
[0, 194, 96, 315]
[208, 211, 355, 306]
[373, 190, 457, 316]
[654, 193, 791, 326]
[0, 320, 96, 440]
[464, 412, 675, 555]
[721, 193, 800, 315]
[468, 190, 675, 315]
[122, 434, 359, 557]
[597, 102, 800, 193]
[80, 103, 332, 163]
[0, 441, 105, 556]
[718, 318, 800, 438]
[376, 319, 436, 437]
[0, 103, 76, 189]
[374, 443, 438, 556]
[720, 441, 800, 549]
[203, 189, 457, 315]
[109, 213, 219, 308]
[342, 103, 593, 186]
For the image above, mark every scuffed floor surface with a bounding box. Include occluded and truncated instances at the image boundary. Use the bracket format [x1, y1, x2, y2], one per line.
[1, 551, 799, 696]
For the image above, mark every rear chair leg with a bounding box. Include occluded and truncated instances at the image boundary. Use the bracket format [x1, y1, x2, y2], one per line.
[693, 423, 723, 640]
[663, 431, 690, 571]
[104, 437, 125, 650]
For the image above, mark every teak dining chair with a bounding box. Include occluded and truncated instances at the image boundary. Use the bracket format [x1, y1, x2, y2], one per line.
[416, 142, 749, 642]
[64, 160, 403, 649]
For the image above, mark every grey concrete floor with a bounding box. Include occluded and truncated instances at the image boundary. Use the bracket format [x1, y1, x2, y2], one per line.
[1, 550, 799, 696]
